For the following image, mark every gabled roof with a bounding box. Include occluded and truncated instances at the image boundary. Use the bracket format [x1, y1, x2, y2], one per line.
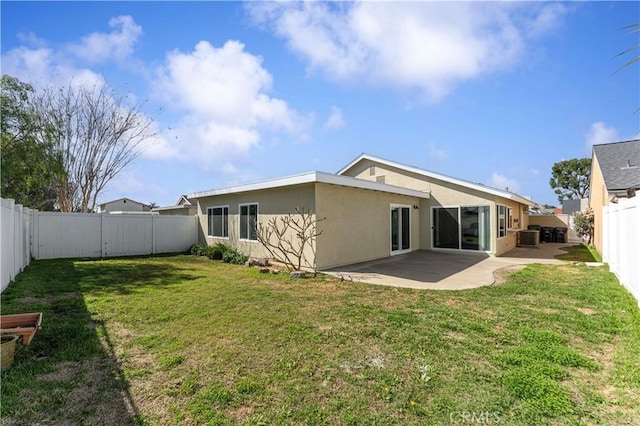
[188, 171, 430, 200]
[98, 197, 149, 208]
[176, 195, 193, 206]
[592, 139, 640, 192]
[338, 153, 536, 206]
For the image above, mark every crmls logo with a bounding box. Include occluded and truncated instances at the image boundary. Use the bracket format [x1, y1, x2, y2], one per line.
[450, 411, 501, 424]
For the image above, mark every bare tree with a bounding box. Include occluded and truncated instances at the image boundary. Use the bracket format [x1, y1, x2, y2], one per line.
[33, 83, 156, 212]
[257, 207, 326, 272]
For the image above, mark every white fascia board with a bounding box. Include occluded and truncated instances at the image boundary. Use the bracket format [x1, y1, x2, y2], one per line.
[151, 205, 192, 212]
[188, 171, 430, 199]
[315, 172, 429, 198]
[188, 172, 318, 198]
[338, 154, 536, 206]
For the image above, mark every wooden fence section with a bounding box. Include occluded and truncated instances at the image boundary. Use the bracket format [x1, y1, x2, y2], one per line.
[603, 196, 640, 304]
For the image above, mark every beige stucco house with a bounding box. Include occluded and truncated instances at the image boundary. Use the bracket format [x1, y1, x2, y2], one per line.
[188, 154, 536, 270]
[589, 139, 640, 254]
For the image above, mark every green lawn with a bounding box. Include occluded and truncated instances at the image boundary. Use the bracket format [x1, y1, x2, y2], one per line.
[1, 255, 638, 425]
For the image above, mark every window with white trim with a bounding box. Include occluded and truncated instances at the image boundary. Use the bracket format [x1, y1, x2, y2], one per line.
[207, 206, 228, 238]
[497, 205, 513, 238]
[239, 203, 258, 241]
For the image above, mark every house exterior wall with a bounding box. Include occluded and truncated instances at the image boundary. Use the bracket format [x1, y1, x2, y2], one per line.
[341, 159, 527, 255]
[156, 207, 197, 216]
[196, 184, 317, 265]
[314, 183, 421, 269]
[562, 198, 589, 214]
[589, 154, 608, 254]
[102, 199, 149, 212]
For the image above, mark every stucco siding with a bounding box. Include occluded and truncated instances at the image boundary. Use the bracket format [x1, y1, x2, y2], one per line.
[196, 184, 317, 263]
[315, 183, 421, 269]
[494, 197, 525, 256]
[589, 154, 607, 254]
[343, 159, 529, 255]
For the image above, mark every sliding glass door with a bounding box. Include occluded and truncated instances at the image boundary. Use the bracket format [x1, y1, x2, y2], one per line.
[433, 206, 490, 251]
[433, 207, 459, 249]
[391, 206, 411, 254]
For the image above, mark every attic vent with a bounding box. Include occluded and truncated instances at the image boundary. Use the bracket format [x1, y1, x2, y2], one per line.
[369, 165, 376, 176]
[376, 175, 386, 184]
[621, 160, 638, 169]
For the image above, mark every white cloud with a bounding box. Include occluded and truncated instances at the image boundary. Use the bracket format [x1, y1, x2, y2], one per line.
[154, 40, 309, 167]
[2, 15, 143, 88]
[428, 143, 449, 161]
[248, 2, 567, 101]
[1, 45, 105, 88]
[67, 15, 143, 63]
[489, 172, 520, 193]
[585, 121, 619, 150]
[524, 3, 568, 38]
[323, 106, 345, 131]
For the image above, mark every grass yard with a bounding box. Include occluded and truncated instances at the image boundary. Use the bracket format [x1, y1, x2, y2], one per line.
[1, 253, 639, 425]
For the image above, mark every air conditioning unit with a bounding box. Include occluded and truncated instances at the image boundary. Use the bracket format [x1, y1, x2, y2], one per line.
[517, 230, 539, 247]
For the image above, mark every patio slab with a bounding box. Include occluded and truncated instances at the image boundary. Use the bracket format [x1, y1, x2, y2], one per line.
[323, 243, 569, 290]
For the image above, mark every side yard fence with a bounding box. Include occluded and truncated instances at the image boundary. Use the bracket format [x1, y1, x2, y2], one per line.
[1, 198, 32, 293]
[1, 197, 199, 292]
[603, 197, 640, 304]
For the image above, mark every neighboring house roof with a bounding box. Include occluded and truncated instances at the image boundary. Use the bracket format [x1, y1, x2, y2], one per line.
[338, 153, 536, 206]
[151, 205, 194, 212]
[152, 195, 196, 212]
[176, 195, 194, 206]
[188, 171, 431, 199]
[592, 139, 640, 192]
[98, 197, 150, 208]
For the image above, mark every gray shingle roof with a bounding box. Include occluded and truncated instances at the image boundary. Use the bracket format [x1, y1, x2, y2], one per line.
[593, 139, 640, 191]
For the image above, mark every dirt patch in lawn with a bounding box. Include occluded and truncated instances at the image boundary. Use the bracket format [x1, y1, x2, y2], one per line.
[493, 265, 526, 285]
[524, 305, 560, 314]
[12, 291, 82, 305]
[9, 356, 138, 425]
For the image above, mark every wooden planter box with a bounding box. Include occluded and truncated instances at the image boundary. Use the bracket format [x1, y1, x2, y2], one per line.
[0, 313, 43, 345]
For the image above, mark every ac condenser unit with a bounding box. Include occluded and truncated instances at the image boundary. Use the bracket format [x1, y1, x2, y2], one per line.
[517, 230, 540, 247]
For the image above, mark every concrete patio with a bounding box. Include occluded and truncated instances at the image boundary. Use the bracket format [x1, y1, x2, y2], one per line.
[323, 243, 571, 290]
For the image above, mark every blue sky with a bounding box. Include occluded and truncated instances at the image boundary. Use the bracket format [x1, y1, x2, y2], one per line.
[2, 1, 638, 207]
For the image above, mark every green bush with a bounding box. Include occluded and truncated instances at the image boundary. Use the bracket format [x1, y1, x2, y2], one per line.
[209, 243, 230, 260]
[191, 243, 244, 263]
[222, 248, 248, 265]
[190, 243, 207, 256]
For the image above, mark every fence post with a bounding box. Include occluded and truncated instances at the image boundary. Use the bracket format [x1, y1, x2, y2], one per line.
[101, 213, 107, 257]
[152, 214, 157, 254]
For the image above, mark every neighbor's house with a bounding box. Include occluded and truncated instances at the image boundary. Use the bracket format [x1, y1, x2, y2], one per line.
[152, 195, 197, 216]
[98, 197, 151, 213]
[188, 154, 536, 270]
[589, 139, 640, 254]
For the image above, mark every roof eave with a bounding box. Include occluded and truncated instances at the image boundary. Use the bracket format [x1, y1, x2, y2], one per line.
[188, 171, 430, 200]
[338, 153, 537, 206]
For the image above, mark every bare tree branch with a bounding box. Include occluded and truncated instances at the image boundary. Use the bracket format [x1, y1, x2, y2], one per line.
[257, 207, 325, 272]
[32, 83, 156, 212]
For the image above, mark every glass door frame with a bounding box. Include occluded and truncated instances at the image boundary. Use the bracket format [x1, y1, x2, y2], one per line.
[430, 205, 492, 253]
[390, 204, 412, 255]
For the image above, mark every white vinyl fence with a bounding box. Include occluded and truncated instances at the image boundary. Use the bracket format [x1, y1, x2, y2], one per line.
[1, 197, 199, 292]
[602, 196, 640, 304]
[1, 198, 32, 293]
[32, 212, 199, 259]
